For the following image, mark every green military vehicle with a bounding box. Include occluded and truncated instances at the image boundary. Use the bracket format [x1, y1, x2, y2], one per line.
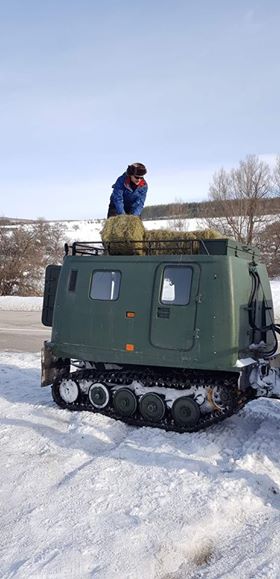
[41, 237, 280, 432]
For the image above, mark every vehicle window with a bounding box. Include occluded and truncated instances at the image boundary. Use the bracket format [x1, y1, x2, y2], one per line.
[161, 266, 192, 305]
[90, 271, 121, 301]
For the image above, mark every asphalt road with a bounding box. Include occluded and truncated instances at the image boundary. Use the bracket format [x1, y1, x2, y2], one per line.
[0, 311, 51, 352]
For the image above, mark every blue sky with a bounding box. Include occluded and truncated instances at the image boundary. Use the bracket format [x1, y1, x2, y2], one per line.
[0, 0, 279, 219]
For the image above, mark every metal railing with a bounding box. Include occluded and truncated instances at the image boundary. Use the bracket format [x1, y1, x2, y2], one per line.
[64, 239, 210, 256]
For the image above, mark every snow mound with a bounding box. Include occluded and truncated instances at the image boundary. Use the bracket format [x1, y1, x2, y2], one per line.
[1, 352, 280, 577]
[0, 296, 43, 311]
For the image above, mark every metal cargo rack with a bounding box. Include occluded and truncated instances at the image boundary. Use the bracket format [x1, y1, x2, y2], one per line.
[64, 238, 258, 259]
[64, 239, 211, 256]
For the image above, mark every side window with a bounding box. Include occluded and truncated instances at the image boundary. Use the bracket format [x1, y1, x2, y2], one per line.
[90, 271, 121, 301]
[161, 266, 192, 305]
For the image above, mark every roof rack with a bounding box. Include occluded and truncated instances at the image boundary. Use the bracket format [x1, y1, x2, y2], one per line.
[64, 239, 259, 260]
[64, 239, 210, 256]
[65, 242, 105, 256]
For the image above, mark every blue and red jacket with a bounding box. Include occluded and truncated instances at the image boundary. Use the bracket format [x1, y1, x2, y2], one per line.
[109, 173, 148, 216]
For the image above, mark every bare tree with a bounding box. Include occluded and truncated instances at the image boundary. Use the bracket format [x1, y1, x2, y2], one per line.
[0, 220, 67, 296]
[255, 221, 280, 277]
[168, 198, 189, 231]
[274, 155, 280, 194]
[205, 155, 273, 244]
[33, 219, 68, 264]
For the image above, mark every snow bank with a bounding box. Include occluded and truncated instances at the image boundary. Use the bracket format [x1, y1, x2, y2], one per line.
[0, 296, 43, 311]
[0, 352, 280, 578]
[270, 280, 280, 321]
[1, 281, 280, 319]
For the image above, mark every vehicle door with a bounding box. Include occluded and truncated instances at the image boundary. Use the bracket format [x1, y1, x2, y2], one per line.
[150, 263, 200, 350]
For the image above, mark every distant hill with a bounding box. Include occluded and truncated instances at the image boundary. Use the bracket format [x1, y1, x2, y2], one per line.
[141, 197, 280, 220]
[0, 217, 36, 225]
[2, 196, 280, 223]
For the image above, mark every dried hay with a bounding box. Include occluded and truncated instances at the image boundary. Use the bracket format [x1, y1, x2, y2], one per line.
[101, 219, 222, 256]
[101, 215, 145, 255]
[144, 228, 222, 254]
[191, 228, 222, 239]
[144, 229, 198, 254]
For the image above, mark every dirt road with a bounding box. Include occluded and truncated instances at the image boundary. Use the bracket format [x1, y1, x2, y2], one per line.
[0, 311, 51, 352]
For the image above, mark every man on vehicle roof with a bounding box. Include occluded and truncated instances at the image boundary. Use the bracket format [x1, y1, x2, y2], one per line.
[107, 162, 148, 218]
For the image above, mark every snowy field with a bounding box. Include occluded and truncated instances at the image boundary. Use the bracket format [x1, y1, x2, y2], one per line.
[52, 216, 207, 244]
[1, 352, 280, 578]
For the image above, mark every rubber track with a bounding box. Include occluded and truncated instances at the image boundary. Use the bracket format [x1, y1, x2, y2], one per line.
[52, 368, 249, 433]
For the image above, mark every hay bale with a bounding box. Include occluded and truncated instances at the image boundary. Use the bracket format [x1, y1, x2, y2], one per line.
[191, 228, 222, 239]
[101, 215, 145, 255]
[101, 220, 222, 256]
[144, 228, 222, 254]
[144, 229, 199, 254]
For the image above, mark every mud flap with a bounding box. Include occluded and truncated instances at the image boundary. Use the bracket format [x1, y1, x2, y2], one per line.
[41, 340, 70, 386]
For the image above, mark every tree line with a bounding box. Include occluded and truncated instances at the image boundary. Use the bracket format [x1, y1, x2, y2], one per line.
[142, 155, 280, 221]
[142, 196, 280, 220]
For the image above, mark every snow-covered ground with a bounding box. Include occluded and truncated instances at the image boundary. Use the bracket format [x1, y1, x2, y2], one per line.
[56, 217, 206, 243]
[48, 214, 280, 243]
[1, 279, 280, 319]
[0, 296, 43, 311]
[1, 352, 280, 578]
[269, 280, 280, 321]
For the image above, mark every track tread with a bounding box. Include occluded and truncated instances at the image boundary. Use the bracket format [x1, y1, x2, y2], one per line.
[52, 368, 248, 433]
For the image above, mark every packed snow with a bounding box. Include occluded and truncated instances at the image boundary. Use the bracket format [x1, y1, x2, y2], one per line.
[0, 296, 43, 311]
[1, 352, 280, 578]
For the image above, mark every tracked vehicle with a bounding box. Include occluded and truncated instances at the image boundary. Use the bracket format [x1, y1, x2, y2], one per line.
[41, 237, 280, 432]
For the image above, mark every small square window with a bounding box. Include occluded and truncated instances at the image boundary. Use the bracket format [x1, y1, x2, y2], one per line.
[161, 266, 192, 305]
[90, 271, 121, 301]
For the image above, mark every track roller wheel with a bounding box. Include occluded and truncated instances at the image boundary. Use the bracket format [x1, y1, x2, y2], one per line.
[139, 393, 165, 422]
[52, 379, 80, 408]
[89, 383, 110, 409]
[172, 396, 200, 427]
[113, 388, 137, 417]
[209, 385, 235, 411]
